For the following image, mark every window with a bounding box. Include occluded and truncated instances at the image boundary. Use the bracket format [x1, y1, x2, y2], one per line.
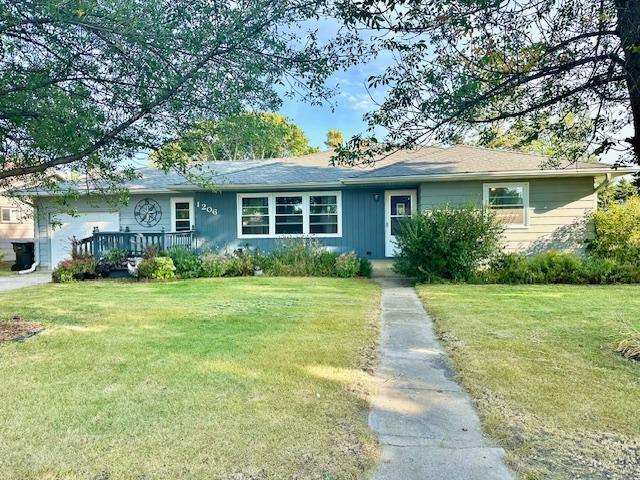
[275, 196, 303, 234]
[237, 192, 342, 238]
[309, 195, 338, 234]
[483, 183, 529, 227]
[171, 197, 194, 232]
[0, 207, 20, 223]
[241, 196, 270, 235]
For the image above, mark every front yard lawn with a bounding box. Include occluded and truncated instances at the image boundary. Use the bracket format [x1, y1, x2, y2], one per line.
[417, 285, 640, 480]
[0, 277, 381, 479]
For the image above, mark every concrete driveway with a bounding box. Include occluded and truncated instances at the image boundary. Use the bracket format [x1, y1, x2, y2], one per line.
[0, 272, 50, 292]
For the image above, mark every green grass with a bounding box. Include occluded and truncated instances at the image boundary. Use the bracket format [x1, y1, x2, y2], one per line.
[0, 277, 381, 479]
[417, 284, 640, 480]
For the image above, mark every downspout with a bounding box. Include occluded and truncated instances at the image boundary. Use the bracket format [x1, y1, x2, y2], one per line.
[17, 197, 41, 274]
[595, 172, 613, 193]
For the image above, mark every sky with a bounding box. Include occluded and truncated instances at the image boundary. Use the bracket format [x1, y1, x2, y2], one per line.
[278, 55, 392, 150]
[278, 18, 393, 150]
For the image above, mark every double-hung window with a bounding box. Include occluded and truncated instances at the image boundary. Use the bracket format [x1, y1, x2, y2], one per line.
[241, 196, 270, 236]
[237, 192, 342, 238]
[483, 183, 529, 228]
[275, 195, 304, 234]
[309, 195, 339, 234]
[0, 207, 20, 224]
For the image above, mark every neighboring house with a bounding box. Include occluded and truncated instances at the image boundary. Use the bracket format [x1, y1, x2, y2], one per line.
[24, 145, 638, 269]
[0, 196, 34, 260]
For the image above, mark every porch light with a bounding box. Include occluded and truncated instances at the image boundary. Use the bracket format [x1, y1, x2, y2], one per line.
[373, 193, 380, 202]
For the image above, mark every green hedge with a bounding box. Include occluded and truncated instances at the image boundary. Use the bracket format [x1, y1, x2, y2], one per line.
[478, 251, 640, 285]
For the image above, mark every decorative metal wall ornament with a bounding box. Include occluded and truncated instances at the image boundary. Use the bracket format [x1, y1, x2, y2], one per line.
[134, 198, 162, 227]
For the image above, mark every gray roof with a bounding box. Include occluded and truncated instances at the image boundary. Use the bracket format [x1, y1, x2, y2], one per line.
[21, 145, 636, 195]
[350, 145, 610, 179]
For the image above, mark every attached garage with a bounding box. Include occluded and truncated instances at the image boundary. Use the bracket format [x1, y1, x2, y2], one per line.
[50, 212, 119, 267]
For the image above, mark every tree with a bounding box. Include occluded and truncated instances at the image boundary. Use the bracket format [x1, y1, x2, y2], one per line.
[0, 0, 353, 190]
[599, 177, 639, 208]
[474, 113, 596, 166]
[152, 112, 318, 164]
[325, 129, 344, 149]
[335, 0, 639, 165]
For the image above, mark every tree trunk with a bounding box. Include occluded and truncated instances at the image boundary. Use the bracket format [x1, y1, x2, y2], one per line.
[615, 0, 640, 163]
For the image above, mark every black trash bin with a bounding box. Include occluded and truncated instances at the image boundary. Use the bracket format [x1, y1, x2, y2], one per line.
[11, 241, 35, 271]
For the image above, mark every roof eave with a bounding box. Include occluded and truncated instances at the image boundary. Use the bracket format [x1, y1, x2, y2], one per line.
[170, 181, 344, 191]
[341, 167, 639, 185]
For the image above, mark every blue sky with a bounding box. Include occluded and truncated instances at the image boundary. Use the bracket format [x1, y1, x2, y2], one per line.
[279, 56, 391, 149]
[278, 18, 392, 150]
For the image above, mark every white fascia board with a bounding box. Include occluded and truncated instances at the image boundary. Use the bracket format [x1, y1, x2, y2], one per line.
[340, 167, 640, 185]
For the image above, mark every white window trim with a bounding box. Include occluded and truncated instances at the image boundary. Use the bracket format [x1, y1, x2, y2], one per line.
[170, 197, 194, 232]
[483, 182, 529, 229]
[0, 206, 21, 224]
[237, 191, 343, 239]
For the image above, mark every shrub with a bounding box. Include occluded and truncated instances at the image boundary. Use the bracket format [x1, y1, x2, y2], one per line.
[167, 247, 202, 278]
[483, 250, 640, 285]
[0, 252, 5, 263]
[358, 258, 373, 278]
[394, 204, 504, 282]
[52, 255, 97, 283]
[143, 244, 164, 259]
[314, 250, 339, 276]
[200, 254, 228, 277]
[590, 195, 640, 263]
[254, 239, 339, 277]
[225, 251, 254, 276]
[335, 252, 360, 278]
[103, 248, 128, 267]
[137, 256, 176, 280]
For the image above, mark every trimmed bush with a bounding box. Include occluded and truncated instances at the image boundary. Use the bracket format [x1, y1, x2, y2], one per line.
[590, 196, 640, 263]
[394, 204, 504, 282]
[167, 247, 202, 278]
[52, 255, 97, 283]
[335, 252, 360, 278]
[200, 255, 228, 277]
[137, 256, 176, 280]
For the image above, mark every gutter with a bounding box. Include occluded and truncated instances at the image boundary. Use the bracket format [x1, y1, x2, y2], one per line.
[170, 181, 345, 191]
[340, 167, 640, 185]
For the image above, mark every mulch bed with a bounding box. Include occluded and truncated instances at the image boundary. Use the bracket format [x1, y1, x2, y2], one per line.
[0, 316, 44, 342]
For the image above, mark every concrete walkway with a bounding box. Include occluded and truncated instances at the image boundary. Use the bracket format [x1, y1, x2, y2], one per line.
[0, 272, 50, 292]
[370, 278, 513, 480]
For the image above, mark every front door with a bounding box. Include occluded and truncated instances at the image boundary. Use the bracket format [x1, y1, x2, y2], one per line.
[385, 190, 416, 257]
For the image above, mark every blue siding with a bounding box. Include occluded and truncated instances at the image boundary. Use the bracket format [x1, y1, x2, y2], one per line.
[122, 194, 173, 232]
[194, 187, 390, 259]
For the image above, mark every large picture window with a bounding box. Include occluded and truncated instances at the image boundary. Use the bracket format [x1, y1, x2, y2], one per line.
[483, 183, 529, 228]
[237, 192, 342, 238]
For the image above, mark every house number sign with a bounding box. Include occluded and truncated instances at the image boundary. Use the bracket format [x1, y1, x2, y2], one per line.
[196, 201, 218, 215]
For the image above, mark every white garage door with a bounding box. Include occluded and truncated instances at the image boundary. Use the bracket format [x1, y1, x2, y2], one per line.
[51, 212, 120, 267]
